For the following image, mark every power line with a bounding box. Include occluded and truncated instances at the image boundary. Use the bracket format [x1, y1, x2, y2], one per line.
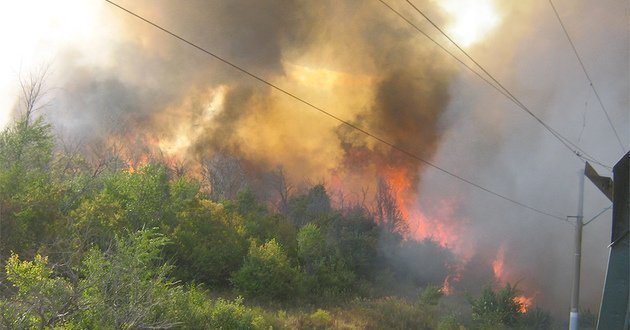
[583, 204, 612, 227]
[104, 0, 567, 222]
[375, 0, 510, 101]
[548, 0, 626, 153]
[402, 0, 611, 169]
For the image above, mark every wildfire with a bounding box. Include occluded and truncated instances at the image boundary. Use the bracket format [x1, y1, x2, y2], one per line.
[492, 244, 535, 314]
[514, 295, 533, 314]
[380, 167, 471, 256]
[441, 276, 452, 295]
[492, 245, 506, 280]
[105, 131, 186, 175]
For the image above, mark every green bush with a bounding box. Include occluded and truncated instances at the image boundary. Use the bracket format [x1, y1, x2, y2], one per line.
[73, 230, 180, 329]
[294, 309, 334, 330]
[419, 284, 444, 306]
[471, 283, 523, 328]
[0, 254, 74, 329]
[168, 199, 248, 286]
[297, 223, 357, 300]
[232, 239, 298, 301]
[437, 314, 462, 330]
[208, 297, 265, 330]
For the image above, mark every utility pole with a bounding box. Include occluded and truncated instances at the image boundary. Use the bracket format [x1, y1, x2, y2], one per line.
[569, 167, 585, 330]
[596, 152, 629, 329]
[583, 153, 629, 329]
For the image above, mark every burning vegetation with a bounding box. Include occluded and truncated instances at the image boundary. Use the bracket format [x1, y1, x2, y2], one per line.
[0, 98, 552, 328]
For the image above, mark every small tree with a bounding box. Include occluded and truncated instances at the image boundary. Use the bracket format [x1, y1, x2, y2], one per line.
[168, 198, 248, 286]
[297, 223, 326, 275]
[375, 177, 407, 241]
[202, 153, 247, 201]
[284, 184, 333, 228]
[76, 230, 180, 329]
[0, 112, 57, 257]
[297, 222, 357, 299]
[418, 284, 444, 306]
[0, 254, 74, 329]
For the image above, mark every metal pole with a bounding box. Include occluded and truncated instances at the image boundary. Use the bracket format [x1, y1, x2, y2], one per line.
[569, 168, 585, 330]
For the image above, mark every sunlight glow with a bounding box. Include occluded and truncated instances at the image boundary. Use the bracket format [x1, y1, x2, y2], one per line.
[438, 0, 501, 47]
[0, 0, 104, 127]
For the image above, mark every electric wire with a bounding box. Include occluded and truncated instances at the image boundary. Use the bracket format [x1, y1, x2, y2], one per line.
[548, 0, 626, 153]
[403, 0, 612, 169]
[375, 0, 510, 102]
[583, 204, 612, 226]
[105, 0, 567, 222]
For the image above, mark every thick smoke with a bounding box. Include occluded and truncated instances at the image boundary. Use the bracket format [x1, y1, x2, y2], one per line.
[54, 0, 455, 191]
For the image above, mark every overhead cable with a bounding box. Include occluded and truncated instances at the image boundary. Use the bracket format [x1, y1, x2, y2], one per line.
[548, 0, 626, 153]
[401, 0, 612, 169]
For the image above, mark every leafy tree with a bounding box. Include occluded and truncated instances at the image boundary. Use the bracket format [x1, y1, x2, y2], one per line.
[375, 177, 407, 241]
[107, 163, 172, 229]
[70, 164, 175, 251]
[0, 116, 59, 256]
[226, 189, 297, 257]
[70, 188, 127, 250]
[297, 223, 327, 275]
[232, 239, 298, 301]
[297, 222, 357, 299]
[324, 208, 379, 278]
[284, 184, 332, 228]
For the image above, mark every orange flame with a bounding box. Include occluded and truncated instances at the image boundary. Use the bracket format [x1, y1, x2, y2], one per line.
[441, 275, 454, 295]
[380, 168, 473, 260]
[514, 295, 533, 314]
[492, 245, 506, 281]
[493, 244, 536, 313]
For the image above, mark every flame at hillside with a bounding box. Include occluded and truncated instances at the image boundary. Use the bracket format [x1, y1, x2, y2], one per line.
[493, 244, 535, 313]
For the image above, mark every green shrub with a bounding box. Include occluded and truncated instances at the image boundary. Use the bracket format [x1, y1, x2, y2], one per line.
[169, 199, 248, 286]
[471, 283, 523, 328]
[74, 230, 180, 329]
[419, 284, 444, 306]
[0, 254, 74, 329]
[309, 309, 334, 329]
[208, 297, 265, 330]
[232, 239, 298, 301]
[437, 314, 461, 330]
